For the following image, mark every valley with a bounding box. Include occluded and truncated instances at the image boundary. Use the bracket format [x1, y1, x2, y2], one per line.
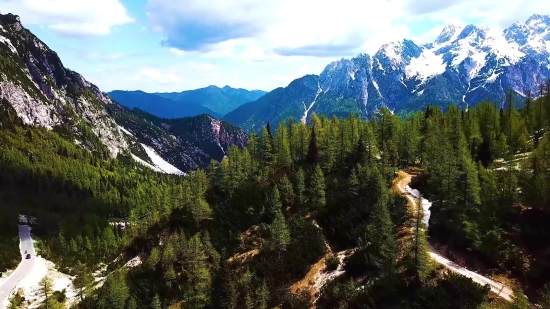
[0, 7, 550, 309]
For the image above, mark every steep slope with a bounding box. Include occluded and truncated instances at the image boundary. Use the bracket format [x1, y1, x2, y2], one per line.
[0, 13, 247, 174]
[108, 90, 222, 119]
[224, 14, 550, 131]
[224, 75, 328, 132]
[0, 13, 128, 158]
[107, 104, 247, 172]
[155, 85, 267, 116]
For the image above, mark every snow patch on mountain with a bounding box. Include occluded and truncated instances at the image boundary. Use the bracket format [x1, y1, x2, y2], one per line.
[483, 29, 524, 64]
[380, 42, 405, 65]
[301, 82, 322, 123]
[0, 34, 17, 54]
[140, 143, 186, 175]
[465, 51, 488, 80]
[131, 154, 163, 173]
[487, 72, 500, 83]
[405, 49, 446, 81]
[118, 125, 134, 137]
[436, 24, 465, 45]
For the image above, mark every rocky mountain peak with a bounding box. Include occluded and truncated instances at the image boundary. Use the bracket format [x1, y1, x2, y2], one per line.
[526, 14, 550, 28]
[435, 24, 465, 45]
[224, 14, 550, 131]
[0, 13, 248, 174]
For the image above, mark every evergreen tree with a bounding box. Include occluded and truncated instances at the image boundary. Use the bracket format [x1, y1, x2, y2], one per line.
[73, 261, 93, 301]
[260, 126, 273, 163]
[39, 276, 54, 309]
[256, 281, 270, 309]
[269, 189, 291, 252]
[308, 165, 326, 211]
[509, 288, 529, 309]
[305, 126, 319, 164]
[151, 293, 162, 309]
[538, 283, 550, 309]
[275, 120, 292, 168]
[295, 168, 306, 206]
[182, 234, 212, 308]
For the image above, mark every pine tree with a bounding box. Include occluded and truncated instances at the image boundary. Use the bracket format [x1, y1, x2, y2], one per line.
[509, 287, 529, 309]
[182, 234, 212, 308]
[305, 126, 319, 164]
[73, 261, 93, 301]
[256, 281, 270, 309]
[308, 165, 326, 211]
[245, 291, 255, 309]
[275, 120, 292, 168]
[269, 189, 291, 251]
[260, 126, 273, 163]
[295, 168, 306, 206]
[39, 276, 54, 309]
[125, 296, 138, 309]
[278, 174, 295, 207]
[538, 283, 550, 309]
[151, 293, 162, 309]
[364, 168, 397, 277]
[107, 272, 129, 309]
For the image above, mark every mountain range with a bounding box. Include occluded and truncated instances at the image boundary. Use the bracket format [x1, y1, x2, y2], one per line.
[0, 13, 247, 174]
[108, 90, 223, 119]
[1, 12, 549, 172]
[224, 14, 550, 132]
[108, 86, 266, 120]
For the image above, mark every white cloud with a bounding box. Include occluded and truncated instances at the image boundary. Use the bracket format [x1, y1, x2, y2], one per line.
[402, 0, 550, 30]
[146, 0, 550, 57]
[146, 0, 410, 56]
[0, 0, 133, 36]
[18, 0, 549, 94]
[86, 0, 550, 93]
[78, 49, 331, 93]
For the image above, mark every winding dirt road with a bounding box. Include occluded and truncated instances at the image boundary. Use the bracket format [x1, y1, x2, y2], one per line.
[394, 171, 516, 302]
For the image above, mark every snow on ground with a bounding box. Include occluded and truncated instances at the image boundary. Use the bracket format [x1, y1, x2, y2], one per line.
[546, 41, 550, 53]
[140, 143, 186, 176]
[118, 125, 134, 137]
[18, 255, 77, 309]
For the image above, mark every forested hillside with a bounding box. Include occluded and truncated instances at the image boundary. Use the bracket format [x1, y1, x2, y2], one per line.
[2, 72, 550, 308]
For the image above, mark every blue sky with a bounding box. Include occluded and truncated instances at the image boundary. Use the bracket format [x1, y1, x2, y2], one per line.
[1, 0, 548, 92]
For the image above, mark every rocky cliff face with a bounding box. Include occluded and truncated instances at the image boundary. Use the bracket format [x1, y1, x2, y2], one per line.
[224, 14, 550, 132]
[0, 13, 247, 173]
[0, 13, 128, 157]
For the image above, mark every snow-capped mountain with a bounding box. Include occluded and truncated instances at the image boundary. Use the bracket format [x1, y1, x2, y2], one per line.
[225, 14, 550, 131]
[0, 13, 247, 174]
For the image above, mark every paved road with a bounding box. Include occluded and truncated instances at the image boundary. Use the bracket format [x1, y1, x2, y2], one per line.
[0, 225, 36, 308]
[394, 171, 515, 302]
